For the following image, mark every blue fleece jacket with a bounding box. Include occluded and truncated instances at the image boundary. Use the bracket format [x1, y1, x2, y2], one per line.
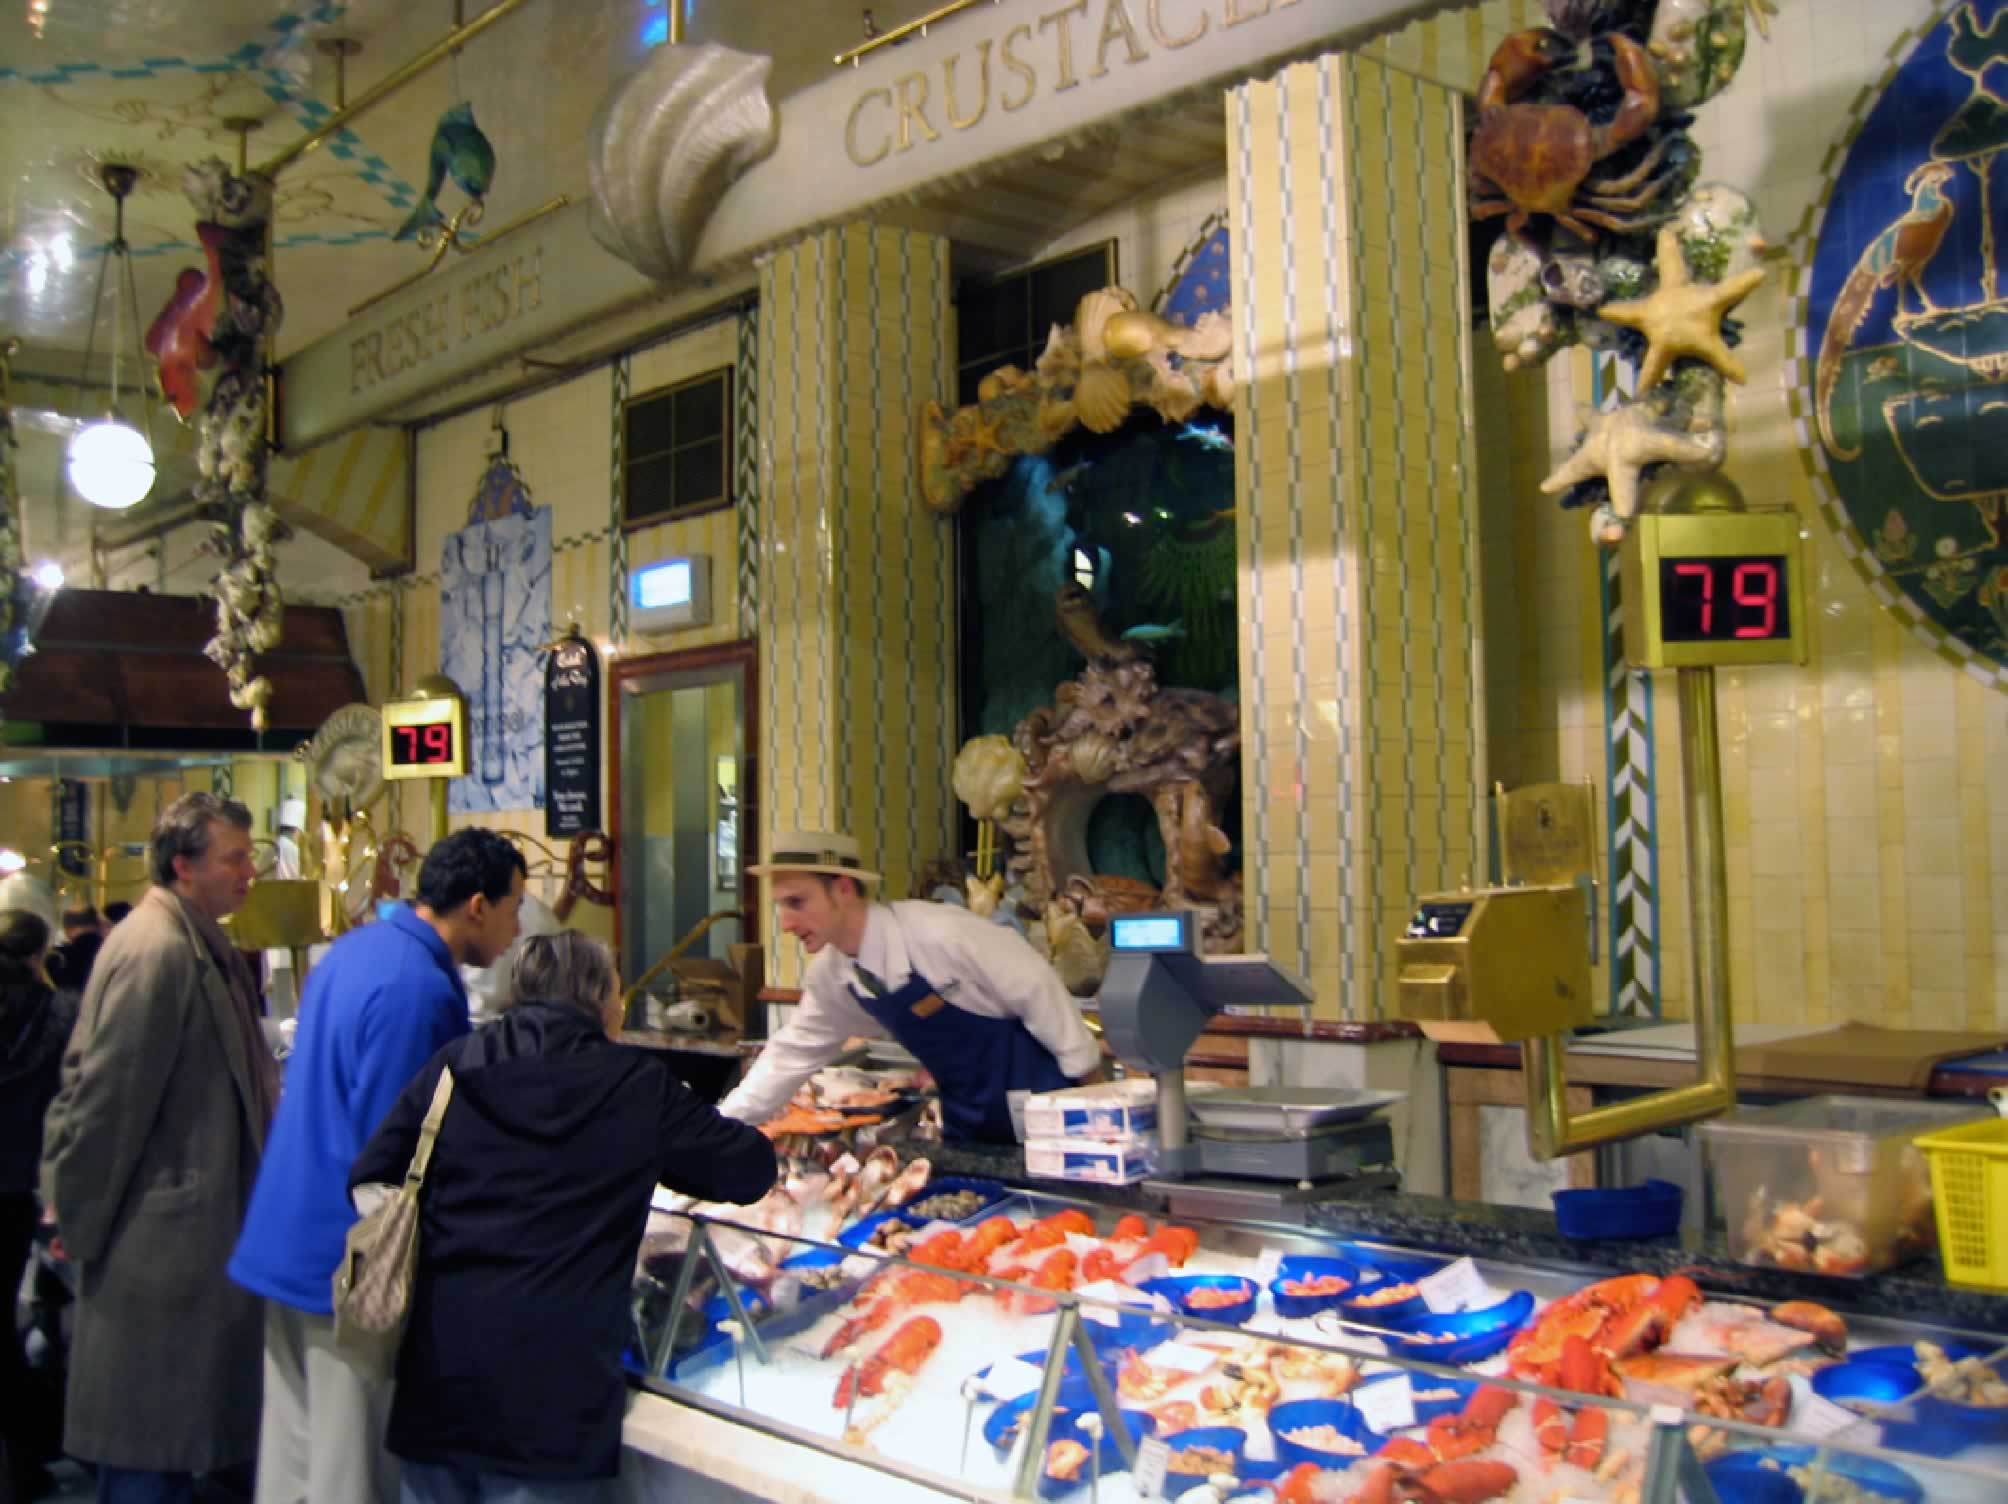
[229, 905, 470, 1314]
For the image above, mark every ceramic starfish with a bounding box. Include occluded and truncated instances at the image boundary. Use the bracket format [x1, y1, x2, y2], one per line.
[1597, 226, 1767, 392]
[1540, 400, 1724, 519]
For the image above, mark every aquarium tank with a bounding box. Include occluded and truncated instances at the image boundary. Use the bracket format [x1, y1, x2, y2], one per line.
[956, 409, 1239, 887]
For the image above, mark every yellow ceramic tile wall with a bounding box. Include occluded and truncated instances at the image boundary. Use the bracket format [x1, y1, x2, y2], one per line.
[1228, 53, 1483, 1019]
[1378, 0, 2005, 1025]
[755, 225, 956, 986]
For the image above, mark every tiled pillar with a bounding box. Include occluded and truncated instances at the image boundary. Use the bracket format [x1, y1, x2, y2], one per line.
[757, 224, 957, 983]
[1228, 54, 1486, 1020]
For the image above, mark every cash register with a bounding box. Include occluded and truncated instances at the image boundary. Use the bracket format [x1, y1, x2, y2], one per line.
[1095, 912, 1403, 1223]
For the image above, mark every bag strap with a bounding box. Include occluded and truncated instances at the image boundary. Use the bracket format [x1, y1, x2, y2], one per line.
[403, 1068, 456, 1190]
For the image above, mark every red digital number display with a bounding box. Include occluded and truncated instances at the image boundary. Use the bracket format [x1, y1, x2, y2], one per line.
[1659, 555, 1789, 643]
[390, 720, 456, 766]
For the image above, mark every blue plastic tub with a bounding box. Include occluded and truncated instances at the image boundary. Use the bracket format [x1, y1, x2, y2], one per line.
[1268, 1397, 1376, 1470]
[1380, 1289, 1535, 1365]
[1160, 1426, 1248, 1498]
[1808, 1361, 1936, 1453]
[1706, 1445, 1921, 1504]
[1080, 1303, 1179, 1354]
[1552, 1179, 1683, 1241]
[1835, 1343, 2008, 1448]
[1036, 1408, 1158, 1499]
[984, 1378, 1100, 1454]
[1334, 1273, 1429, 1325]
[1269, 1257, 1363, 1319]
[1140, 1274, 1259, 1329]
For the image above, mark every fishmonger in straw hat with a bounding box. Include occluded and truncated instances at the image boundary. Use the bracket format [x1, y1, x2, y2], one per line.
[716, 830, 1102, 1144]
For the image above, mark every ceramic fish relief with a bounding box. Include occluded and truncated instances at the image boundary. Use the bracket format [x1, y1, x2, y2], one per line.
[396, 102, 496, 242]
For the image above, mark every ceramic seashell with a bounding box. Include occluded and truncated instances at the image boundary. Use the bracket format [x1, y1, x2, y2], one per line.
[976, 365, 1029, 402]
[1200, 363, 1237, 410]
[1037, 397, 1078, 441]
[1074, 288, 1139, 361]
[953, 734, 1028, 820]
[589, 42, 779, 281]
[1035, 325, 1081, 386]
[1068, 732, 1119, 785]
[1075, 362, 1133, 434]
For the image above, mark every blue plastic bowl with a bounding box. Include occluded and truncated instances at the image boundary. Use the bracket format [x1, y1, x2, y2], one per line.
[1080, 1304, 1179, 1354]
[1037, 1408, 1159, 1499]
[1161, 1426, 1249, 1498]
[1347, 1374, 1478, 1434]
[1809, 1361, 1937, 1452]
[985, 1378, 1100, 1454]
[1334, 1273, 1429, 1324]
[1268, 1398, 1376, 1470]
[1234, 1457, 1291, 1483]
[1381, 1289, 1535, 1365]
[1141, 1275, 1259, 1329]
[1843, 1343, 2008, 1446]
[1706, 1446, 1922, 1504]
[1552, 1179, 1683, 1241]
[1269, 1258, 1363, 1319]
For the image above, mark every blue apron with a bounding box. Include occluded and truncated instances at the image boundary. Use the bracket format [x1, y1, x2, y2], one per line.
[850, 966, 1072, 1144]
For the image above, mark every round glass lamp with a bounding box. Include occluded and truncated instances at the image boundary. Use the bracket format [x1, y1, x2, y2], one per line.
[66, 418, 156, 510]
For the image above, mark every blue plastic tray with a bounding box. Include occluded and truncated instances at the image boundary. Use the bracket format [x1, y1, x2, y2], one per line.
[1161, 1426, 1248, 1498]
[1706, 1446, 1921, 1504]
[1269, 1257, 1363, 1319]
[1140, 1274, 1259, 1329]
[1552, 1179, 1683, 1240]
[1268, 1398, 1375, 1470]
[835, 1176, 1016, 1250]
[1379, 1289, 1535, 1365]
[984, 1379, 1100, 1454]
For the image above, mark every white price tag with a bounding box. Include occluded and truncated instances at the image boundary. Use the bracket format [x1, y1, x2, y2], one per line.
[1146, 1342, 1220, 1375]
[982, 1356, 1047, 1403]
[1354, 1376, 1417, 1434]
[1417, 1258, 1488, 1314]
[831, 1153, 862, 1177]
[1254, 1247, 1284, 1285]
[1132, 1435, 1172, 1500]
[1122, 1252, 1173, 1286]
[1790, 1377, 1869, 1440]
[1077, 1279, 1148, 1324]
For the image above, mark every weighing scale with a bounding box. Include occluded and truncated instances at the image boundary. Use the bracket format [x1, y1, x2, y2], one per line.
[1094, 911, 1404, 1224]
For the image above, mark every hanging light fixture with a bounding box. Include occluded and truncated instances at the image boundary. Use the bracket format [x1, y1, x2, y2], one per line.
[66, 163, 159, 511]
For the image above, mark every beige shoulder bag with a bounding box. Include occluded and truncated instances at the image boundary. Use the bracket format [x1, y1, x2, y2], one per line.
[332, 1067, 454, 1379]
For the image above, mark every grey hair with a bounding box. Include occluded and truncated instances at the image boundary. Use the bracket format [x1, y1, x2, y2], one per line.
[150, 792, 253, 886]
[509, 931, 617, 1023]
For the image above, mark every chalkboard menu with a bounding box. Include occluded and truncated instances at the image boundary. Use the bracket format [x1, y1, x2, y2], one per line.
[543, 635, 602, 839]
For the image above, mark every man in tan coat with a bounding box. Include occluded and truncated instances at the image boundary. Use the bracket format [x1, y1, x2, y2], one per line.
[42, 792, 277, 1504]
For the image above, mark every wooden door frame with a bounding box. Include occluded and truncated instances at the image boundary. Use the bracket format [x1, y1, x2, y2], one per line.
[606, 637, 760, 961]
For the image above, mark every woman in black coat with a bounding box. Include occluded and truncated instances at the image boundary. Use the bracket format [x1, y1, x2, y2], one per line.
[350, 931, 777, 1504]
[0, 909, 74, 1500]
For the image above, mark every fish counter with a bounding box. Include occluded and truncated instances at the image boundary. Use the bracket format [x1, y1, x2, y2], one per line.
[618, 1148, 2008, 1504]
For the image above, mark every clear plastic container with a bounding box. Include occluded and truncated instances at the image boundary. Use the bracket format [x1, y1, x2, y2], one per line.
[1699, 1094, 1989, 1276]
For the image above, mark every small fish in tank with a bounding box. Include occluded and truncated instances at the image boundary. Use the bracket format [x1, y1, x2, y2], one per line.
[1120, 621, 1186, 643]
[1176, 422, 1233, 452]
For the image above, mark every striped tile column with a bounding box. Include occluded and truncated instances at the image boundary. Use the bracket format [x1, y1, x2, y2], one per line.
[756, 225, 956, 984]
[1228, 54, 1485, 1019]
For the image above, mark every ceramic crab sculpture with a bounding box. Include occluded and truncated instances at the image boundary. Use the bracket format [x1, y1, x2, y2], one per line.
[1470, 30, 1686, 243]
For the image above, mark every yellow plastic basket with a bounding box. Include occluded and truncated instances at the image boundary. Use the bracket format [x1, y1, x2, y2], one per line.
[1915, 1116, 2008, 1291]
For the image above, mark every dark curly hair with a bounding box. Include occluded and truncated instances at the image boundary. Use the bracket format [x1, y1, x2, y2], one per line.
[415, 828, 528, 915]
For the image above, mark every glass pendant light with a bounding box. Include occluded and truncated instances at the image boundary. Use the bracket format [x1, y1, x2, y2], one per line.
[65, 163, 158, 511]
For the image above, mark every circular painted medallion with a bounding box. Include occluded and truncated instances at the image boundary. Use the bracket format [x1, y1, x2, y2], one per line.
[1797, 0, 2008, 685]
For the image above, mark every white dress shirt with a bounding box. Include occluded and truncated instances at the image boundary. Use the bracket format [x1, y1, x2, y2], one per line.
[717, 899, 1100, 1126]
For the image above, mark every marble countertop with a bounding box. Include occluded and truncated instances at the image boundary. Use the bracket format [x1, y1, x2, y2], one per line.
[921, 1141, 2008, 1336]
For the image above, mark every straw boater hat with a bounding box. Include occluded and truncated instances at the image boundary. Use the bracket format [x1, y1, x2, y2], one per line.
[747, 830, 881, 884]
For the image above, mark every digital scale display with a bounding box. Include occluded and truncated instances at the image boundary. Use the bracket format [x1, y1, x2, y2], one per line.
[1656, 555, 1790, 643]
[1405, 902, 1474, 939]
[1109, 911, 1198, 954]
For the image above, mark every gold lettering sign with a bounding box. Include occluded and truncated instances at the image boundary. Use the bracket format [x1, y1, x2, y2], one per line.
[348, 245, 546, 396]
[842, 0, 1301, 167]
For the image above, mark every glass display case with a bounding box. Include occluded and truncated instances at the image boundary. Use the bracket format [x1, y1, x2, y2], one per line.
[624, 1182, 2008, 1503]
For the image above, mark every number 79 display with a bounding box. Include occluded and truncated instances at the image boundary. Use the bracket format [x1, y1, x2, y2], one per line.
[1619, 511, 1809, 669]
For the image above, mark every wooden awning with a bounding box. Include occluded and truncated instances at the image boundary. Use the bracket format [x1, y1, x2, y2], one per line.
[2, 589, 366, 746]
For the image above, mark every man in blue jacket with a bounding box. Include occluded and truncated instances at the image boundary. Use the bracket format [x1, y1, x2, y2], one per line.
[229, 828, 526, 1504]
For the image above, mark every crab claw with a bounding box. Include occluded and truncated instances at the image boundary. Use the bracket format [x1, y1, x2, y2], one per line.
[1772, 1301, 1847, 1354]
